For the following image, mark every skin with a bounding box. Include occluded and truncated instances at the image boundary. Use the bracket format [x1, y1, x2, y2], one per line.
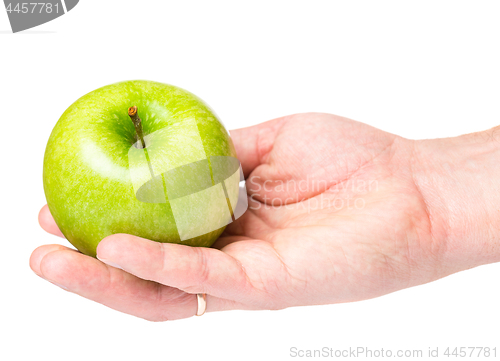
[31, 113, 500, 321]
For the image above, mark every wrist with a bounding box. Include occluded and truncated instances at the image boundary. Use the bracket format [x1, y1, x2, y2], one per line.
[412, 127, 500, 268]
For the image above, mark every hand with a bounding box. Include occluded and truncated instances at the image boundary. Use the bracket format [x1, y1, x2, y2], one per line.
[31, 113, 500, 320]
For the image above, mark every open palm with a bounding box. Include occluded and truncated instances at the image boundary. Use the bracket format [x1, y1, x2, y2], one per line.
[32, 113, 447, 320]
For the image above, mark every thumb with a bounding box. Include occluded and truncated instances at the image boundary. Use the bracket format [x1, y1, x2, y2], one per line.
[96, 234, 252, 300]
[229, 116, 286, 177]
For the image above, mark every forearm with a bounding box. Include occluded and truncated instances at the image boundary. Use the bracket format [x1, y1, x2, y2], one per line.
[413, 126, 500, 270]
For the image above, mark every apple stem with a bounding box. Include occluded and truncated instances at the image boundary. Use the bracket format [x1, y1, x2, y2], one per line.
[128, 106, 146, 149]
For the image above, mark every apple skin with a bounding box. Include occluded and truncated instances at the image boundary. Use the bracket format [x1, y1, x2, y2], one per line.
[43, 80, 237, 257]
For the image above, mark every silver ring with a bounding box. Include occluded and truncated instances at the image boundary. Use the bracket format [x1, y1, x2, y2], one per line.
[196, 293, 207, 316]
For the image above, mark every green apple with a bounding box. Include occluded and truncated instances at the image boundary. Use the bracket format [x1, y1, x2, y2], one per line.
[43, 80, 240, 257]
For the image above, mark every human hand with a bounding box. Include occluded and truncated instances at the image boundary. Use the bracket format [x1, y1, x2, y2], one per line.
[31, 113, 500, 320]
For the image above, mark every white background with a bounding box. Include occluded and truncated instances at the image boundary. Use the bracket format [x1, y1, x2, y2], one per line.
[1, 1, 500, 360]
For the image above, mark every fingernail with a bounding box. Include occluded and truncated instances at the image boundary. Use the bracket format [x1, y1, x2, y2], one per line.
[97, 256, 124, 270]
[49, 281, 69, 291]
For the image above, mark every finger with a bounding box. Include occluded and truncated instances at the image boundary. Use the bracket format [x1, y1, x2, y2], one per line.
[96, 234, 253, 300]
[221, 195, 286, 240]
[229, 116, 286, 177]
[38, 205, 65, 238]
[30, 244, 76, 277]
[35, 247, 240, 321]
